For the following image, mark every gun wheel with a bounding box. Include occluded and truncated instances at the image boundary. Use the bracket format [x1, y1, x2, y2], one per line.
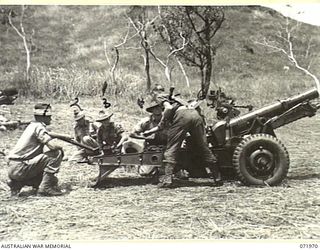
[232, 133, 289, 186]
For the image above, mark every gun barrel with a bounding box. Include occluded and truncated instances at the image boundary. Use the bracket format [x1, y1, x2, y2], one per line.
[48, 132, 98, 152]
[229, 88, 319, 128]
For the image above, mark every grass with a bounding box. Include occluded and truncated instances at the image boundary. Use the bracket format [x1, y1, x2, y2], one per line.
[1, 6, 319, 102]
[0, 6, 319, 242]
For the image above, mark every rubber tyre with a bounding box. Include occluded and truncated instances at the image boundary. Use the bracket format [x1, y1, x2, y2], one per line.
[232, 133, 289, 186]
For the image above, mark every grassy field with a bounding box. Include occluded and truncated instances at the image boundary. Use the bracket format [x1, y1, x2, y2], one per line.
[0, 100, 319, 240]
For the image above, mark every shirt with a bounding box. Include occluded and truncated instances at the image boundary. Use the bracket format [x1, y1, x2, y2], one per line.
[134, 115, 167, 145]
[97, 122, 125, 147]
[8, 122, 52, 160]
[74, 119, 91, 143]
[134, 116, 159, 133]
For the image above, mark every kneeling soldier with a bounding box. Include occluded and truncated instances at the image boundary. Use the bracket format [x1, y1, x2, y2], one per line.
[7, 103, 64, 196]
[71, 110, 99, 163]
[96, 110, 128, 153]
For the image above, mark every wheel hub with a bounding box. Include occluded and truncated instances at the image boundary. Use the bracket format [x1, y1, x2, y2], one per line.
[249, 146, 274, 174]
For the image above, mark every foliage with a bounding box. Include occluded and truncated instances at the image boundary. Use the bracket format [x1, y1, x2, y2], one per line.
[158, 6, 225, 95]
[0, 6, 319, 103]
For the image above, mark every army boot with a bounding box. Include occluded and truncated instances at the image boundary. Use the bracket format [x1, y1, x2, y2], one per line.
[38, 173, 63, 196]
[21, 174, 44, 196]
[174, 169, 189, 180]
[157, 163, 175, 188]
[7, 179, 24, 196]
[205, 164, 223, 186]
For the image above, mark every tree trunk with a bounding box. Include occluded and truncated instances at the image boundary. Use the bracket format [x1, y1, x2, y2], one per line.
[22, 35, 31, 82]
[203, 54, 212, 96]
[145, 49, 151, 91]
[202, 27, 212, 96]
[142, 31, 151, 91]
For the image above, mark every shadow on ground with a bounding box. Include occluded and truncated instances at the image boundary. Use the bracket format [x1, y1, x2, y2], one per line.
[92, 177, 220, 189]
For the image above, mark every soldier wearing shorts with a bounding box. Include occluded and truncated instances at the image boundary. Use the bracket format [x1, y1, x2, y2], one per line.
[7, 103, 64, 196]
[71, 110, 99, 163]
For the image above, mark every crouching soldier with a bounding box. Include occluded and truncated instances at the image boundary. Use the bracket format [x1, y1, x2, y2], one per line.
[129, 102, 167, 176]
[70, 110, 99, 163]
[131, 103, 167, 146]
[6, 103, 64, 196]
[96, 110, 128, 153]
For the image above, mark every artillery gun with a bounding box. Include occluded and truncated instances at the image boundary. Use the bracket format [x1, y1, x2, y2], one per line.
[51, 88, 320, 187]
[205, 87, 319, 185]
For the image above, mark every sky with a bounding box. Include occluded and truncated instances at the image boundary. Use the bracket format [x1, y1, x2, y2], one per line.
[263, 3, 320, 26]
[0, 0, 319, 26]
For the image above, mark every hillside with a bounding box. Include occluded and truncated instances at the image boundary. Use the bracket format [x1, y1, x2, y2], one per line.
[0, 5, 319, 104]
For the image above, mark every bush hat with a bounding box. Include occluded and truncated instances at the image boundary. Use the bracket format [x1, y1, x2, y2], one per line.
[146, 103, 161, 113]
[74, 110, 85, 121]
[96, 110, 113, 122]
[33, 103, 52, 116]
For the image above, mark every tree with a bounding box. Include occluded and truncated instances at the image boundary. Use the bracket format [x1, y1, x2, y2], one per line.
[158, 6, 225, 96]
[254, 18, 320, 94]
[126, 6, 159, 91]
[103, 20, 134, 92]
[2, 6, 36, 82]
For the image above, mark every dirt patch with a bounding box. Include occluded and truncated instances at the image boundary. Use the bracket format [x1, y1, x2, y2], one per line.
[0, 103, 319, 240]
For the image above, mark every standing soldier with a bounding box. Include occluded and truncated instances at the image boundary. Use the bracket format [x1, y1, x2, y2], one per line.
[142, 90, 223, 188]
[6, 103, 64, 196]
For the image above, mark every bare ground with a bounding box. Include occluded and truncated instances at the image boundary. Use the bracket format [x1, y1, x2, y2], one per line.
[0, 102, 319, 240]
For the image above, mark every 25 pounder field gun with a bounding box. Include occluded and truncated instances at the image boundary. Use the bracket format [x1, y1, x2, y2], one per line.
[51, 88, 320, 187]
[205, 87, 319, 185]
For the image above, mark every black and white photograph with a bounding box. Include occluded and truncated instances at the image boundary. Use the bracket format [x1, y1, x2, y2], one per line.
[0, 3, 319, 249]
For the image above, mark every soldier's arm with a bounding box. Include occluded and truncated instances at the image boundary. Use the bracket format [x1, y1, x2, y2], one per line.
[116, 132, 129, 148]
[35, 124, 62, 151]
[130, 117, 149, 138]
[143, 101, 172, 136]
[45, 139, 62, 151]
[89, 122, 100, 139]
[115, 124, 129, 148]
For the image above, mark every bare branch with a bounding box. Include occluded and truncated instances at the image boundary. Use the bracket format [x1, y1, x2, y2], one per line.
[176, 56, 190, 88]
[254, 40, 286, 54]
[305, 38, 314, 58]
[8, 10, 24, 39]
[110, 47, 119, 84]
[114, 21, 131, 48]
[8, 6, 32, 81]
[185, 8, 205, 45]
[149, 31, 188, 83]
[103, 41, 111, 66]
[255, 18, 320, 95]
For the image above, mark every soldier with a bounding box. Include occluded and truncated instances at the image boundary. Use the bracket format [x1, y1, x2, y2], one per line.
[129, 102, 167, 176]
[96, 110, 128, 153]
[6, 103, 64, 196]
[142, 92, 223, 188]
[71, 110, 99, 163]
[0, 87, 18, 105]
[131, 103, 167, 146]
[132, 84, 167, 146]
